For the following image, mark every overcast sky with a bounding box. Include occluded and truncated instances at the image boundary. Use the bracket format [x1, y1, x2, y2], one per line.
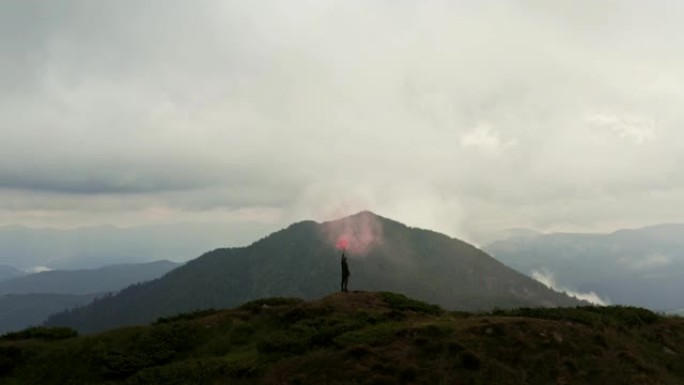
[2, 0, 683, 243]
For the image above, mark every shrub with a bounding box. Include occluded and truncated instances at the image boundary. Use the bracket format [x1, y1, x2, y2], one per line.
[417, 340, 444, 356]
[279, 305, 333, 324]
[490, 306, 660, 328]
[154, 309, 218, 324]
[380, 292, 442, 315]
[125, 357, 229, 384]
[0, 327, 77, 341]
[365, 374, 398, 385]
[408, 323, 452, 338]
[240, 297, 304, 312]
[344, 344, 373, 359]
[90, 323, 200, 379]
[93, 349, 148, 379]
[223, 349, 261, 378]
[595, 306, 660, 326]
[334, 323, 405, 347]
[382, 310, 407, 321]
[290, 315, 368, 347]
[0, 346, 22, 375]
[256, 331, 310, 355]
[447, 341, 465, 355]
[461, 350, 481, 371]
[230, 323, 256, 345]
[399, 365, 419, 381]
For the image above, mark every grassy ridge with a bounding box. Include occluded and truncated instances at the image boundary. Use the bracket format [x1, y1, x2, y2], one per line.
[2, 292, 684, 384]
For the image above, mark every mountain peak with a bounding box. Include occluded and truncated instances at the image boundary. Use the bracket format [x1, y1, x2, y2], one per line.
[318, 211, 390, 255]
[45, 212, 585, 332]
[321, 210, 386, 224]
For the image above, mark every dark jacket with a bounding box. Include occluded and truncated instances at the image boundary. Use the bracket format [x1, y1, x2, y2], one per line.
[341, 255, 350, 277]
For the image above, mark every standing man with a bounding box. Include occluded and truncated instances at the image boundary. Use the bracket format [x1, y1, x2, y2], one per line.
[341, 251, 350, 292]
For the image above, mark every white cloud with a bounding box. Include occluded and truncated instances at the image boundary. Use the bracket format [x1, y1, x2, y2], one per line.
[1, 1, 684, 238]
[629, 254, 672, 271]
[531, 269, 609, 306]
[460, 125, 516, 156]
[585, 113, 656, 144]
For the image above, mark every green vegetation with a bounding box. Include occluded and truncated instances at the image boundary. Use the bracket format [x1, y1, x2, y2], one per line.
[240, 297, 305, 312]
[490, 305, 661, 328]
[3, 291, 684, 384]
[155, 309, 220, 324]
[0, 327, 77, 341]
[380, 292, 443, 315]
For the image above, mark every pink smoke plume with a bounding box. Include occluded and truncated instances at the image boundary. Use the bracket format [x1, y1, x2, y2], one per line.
[322, 211, 384, 256]
[336, 238, 349, 250]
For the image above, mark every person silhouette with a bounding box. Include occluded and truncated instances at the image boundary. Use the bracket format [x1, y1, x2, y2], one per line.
[341, 251, 350, 292]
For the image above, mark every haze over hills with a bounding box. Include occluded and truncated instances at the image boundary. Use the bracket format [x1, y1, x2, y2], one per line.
[0, 222, 276, 270]
[0, 261, 180, 334]
[467, 228, 542, 247]
[0, 265, 25, 283]
[484, 223, 684, 311]
[0, 260, 180, 295]
[45, 211, 584, 333]
[0, 293, 98, 334]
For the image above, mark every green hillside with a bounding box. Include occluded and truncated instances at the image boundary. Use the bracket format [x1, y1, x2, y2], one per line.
[3, 292, 683, 384]
[45, 212, 583, 333]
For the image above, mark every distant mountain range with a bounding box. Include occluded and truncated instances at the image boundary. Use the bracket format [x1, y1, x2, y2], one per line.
[0, 293, 98, 334]
[0, 260, 180, 295]
[0, 222, 277, 269]
[484, 223, 684, 311]
[0, 260, 180, 334]
[0, 265, 25, 283]
[467, 227, 542, 246]
[45, 211, 584, 333]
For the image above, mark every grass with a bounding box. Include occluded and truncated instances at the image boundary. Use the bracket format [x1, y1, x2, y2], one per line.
[380, 292, 443, 315]
[1, 291, 683, 385]
[489, 305, 660, 328]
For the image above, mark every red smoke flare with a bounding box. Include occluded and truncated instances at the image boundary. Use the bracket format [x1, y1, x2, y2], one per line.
[323, 212, 384, 256]
[336, 238, 349, 250]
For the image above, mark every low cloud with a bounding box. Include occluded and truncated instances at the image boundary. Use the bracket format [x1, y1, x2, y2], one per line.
[531, 269, 609, 306]
[629, 254, 673, 271]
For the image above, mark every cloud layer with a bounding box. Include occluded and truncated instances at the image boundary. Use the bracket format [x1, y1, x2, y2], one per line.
[531, 270, 609, 306]
[1, 1, 684, 241]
